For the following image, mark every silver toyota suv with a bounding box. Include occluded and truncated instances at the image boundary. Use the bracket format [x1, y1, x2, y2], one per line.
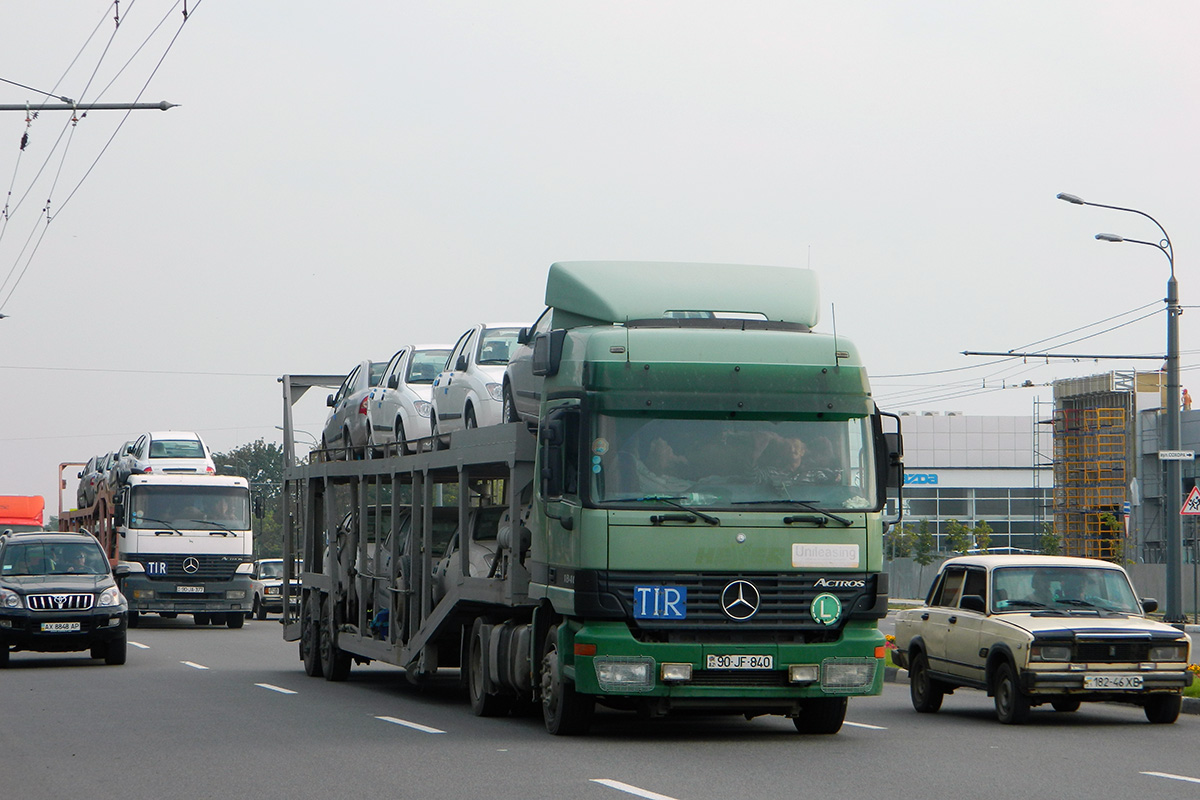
[893, 555, 1192, 724]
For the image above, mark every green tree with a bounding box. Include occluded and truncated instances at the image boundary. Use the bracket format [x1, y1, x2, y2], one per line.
[912, 519, 936, 566]
[1039, 521, 1061, 555]
[971, 520, 993, 554]
[945, 519, 972, 554]
[884, 522, 914, 560]
[212, 439, 285, 557]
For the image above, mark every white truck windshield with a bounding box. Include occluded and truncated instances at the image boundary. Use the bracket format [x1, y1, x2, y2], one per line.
[128, 487, 251, 530]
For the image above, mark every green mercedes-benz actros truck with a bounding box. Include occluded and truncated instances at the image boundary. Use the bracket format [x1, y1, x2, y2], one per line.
[280, 260, 902, 736]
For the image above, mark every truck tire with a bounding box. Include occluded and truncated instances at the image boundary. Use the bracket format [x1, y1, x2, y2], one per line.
[540, 624, 594, 735]
[468, 617, 513, 717]
[194, 613, 210, 626]
[301, 600, 323, 678]
[909, 650, 944, 713]
[104, 634, 128, 666]
[227, 613, 245, 629]
[993, 662, 1031, 724]
[320, 598, 351, 681]
[1144, 694, 1182, 724]
[793, 696, 848, 734]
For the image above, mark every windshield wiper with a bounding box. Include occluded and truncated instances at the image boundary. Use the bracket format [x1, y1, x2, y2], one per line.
[1002, 599, 1048, 608]
[135, 516, 183, 536]
[608, 495, 720, 526]
[188, 519, 235, 536]
[732, 499, 851, 527]
[1054, 598, 1101, 610]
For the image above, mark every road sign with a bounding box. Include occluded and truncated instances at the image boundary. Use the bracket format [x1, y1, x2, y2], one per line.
[1159, 450, 1195, 461]
[1181, 486, 1200, 515]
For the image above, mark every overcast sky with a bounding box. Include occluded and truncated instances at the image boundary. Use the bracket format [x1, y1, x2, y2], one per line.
[3, 2, 1199, 515]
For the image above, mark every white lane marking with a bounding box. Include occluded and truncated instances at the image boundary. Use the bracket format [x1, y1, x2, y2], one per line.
[129, 641, 150, 649]
[255, 683, 297, 695]
[180, 661, 209, 670]
[591, 779, 682, 800]
[375, 716, 445, 734]
[1142, 771, 1200, 785]
[844, 721, 887, 730]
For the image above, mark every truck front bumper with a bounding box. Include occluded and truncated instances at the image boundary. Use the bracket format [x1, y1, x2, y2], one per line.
[121, 574, 254, 614]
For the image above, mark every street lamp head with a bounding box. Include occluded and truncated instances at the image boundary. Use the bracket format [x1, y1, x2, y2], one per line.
[1057, 192, 1085, 205]
[1095, 233, 1124, 242]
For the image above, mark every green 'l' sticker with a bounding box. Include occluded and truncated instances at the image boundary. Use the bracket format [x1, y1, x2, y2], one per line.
[811, 592, 842, 626]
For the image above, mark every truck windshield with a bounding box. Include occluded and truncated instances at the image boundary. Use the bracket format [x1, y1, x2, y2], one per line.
[588, 415, 876, 510]
[128, 487, 251, 530]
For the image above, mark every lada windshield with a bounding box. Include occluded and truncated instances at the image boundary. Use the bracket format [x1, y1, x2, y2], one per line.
[991, 566, 1141, 614]
[128, 486, 251, 530]
[588, 415, 876, 510]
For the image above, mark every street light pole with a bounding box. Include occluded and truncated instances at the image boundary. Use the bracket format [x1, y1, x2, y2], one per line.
[1057, 192, 1184, 622]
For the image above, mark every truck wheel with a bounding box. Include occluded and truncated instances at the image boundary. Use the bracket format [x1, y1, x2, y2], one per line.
[104, 634, 128, 665]
[320, 598, 351, 681]
[793, 697, 848, 734]
[540, 624, 594, 735]
[909, 651, 944, 713]
[127, 610, 140, 629]
[1144, 694, 1182, 724]
[210, 613, 228, 626]
[993, 662, 1031, 724]
[468, 618, 513, 717]
[301, 601, 323, 677]
[254, 597, 267, 620]
[227, 613, 245, 629]
[194, 613, 210, 626]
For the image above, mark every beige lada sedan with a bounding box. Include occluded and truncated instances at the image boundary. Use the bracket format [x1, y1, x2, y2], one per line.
[893, 555, 1192, 724]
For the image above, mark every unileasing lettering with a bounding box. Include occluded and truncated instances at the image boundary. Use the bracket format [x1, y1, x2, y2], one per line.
[793, 543, 859, 568]
[633, 585, 687, 619]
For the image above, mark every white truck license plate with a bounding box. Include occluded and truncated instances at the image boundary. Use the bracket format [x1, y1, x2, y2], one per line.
[706, 654, 773, 670]
[1084, 674, 1143, 690]
[176, 586, 204, 593]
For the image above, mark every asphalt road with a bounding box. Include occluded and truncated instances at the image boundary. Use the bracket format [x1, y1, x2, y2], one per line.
[3, 617, 1199, 800]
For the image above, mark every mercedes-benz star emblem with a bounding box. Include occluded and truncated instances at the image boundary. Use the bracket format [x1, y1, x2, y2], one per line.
[183, 557, 200, 574]
[720, 580, 761, 620]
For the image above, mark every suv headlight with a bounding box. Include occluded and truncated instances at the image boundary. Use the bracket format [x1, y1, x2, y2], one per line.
[97, 586, 124, 607]
[1149, 644, 1187, 663]
[486, 383, 503, 402]
[1, 587, 23, 609]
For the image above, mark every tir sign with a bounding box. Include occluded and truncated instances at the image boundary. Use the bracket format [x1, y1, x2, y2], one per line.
[633, 585, 687, 619]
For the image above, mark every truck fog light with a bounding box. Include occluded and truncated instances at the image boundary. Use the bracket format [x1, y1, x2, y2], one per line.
[132, 589, 155, 600]
[225, 590, 246, 599]
[660, 663, 692, 682]
[594, 657, 654, 692]
[789, 664, 820, 684]
[821, 658, 878, 692]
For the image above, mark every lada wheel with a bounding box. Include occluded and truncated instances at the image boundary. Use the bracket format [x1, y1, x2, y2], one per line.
[793, 697, 848, 734]
[909, 651, 944, 713]
[993, 662, 1031, 724]
[540, 625, 594, 735]
[1144, 694, 1182, 724]
[468, 617, 513, 717]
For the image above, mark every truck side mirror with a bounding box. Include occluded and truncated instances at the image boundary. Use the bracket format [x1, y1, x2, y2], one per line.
[540, 417, 565, 498]
[532, 329, 567, 377]
[113, 499, 126, 526]
[253, 494, 264, 519]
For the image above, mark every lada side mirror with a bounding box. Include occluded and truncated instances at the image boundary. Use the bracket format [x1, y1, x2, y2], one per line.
[960, 595, 986, 613]
[532, 329, 567, 377]
[1140, 597, 1159, 614]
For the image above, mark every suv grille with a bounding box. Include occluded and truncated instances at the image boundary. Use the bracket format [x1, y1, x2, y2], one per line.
[27, 593, 95, 611]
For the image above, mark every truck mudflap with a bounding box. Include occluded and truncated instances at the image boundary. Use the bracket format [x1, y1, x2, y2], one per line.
[562, 619, 886, 706]
[120, 573, 255, 615]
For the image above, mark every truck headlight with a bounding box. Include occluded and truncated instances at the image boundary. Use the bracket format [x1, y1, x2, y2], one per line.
[226, 590, 246, 599]
[821, 658, 878, 692]
[594, 657, 654, 692]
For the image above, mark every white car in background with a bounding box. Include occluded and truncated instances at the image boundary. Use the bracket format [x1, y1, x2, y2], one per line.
[321, 360, 385, 459]
[430, 323, 524, 444]
[117, 432, 216, 482]
[361, 344, 453, 455]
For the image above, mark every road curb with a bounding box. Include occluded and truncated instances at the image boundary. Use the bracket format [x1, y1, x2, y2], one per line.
[884, 665, 1200, 714]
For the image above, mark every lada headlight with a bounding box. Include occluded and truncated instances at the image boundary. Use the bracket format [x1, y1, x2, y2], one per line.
[1030, 644, 1071, 662]
[97, 587, 124, 607]
[1, 587, 23, 609]
[1149, 644, 1187, 663]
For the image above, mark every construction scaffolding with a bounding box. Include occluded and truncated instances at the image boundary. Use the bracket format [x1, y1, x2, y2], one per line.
[1052, 375, 1138, 561]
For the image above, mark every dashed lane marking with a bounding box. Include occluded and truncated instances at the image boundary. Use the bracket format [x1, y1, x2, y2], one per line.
[844, 721, 887, 730]
[180, 661, 209, 670]
[591, 779, 682, 800]
[255, 683, 297, 695]
[375, 716, 445, 734]
[129, 642, 150, 649]
[1142, 771, 1200, 785]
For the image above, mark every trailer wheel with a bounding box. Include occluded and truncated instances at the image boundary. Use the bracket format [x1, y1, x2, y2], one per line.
[301, 599, 323, 677]
[468, 618, 514, 717]
[320, 598, 351, 681]
[540, 624, 594, 735]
